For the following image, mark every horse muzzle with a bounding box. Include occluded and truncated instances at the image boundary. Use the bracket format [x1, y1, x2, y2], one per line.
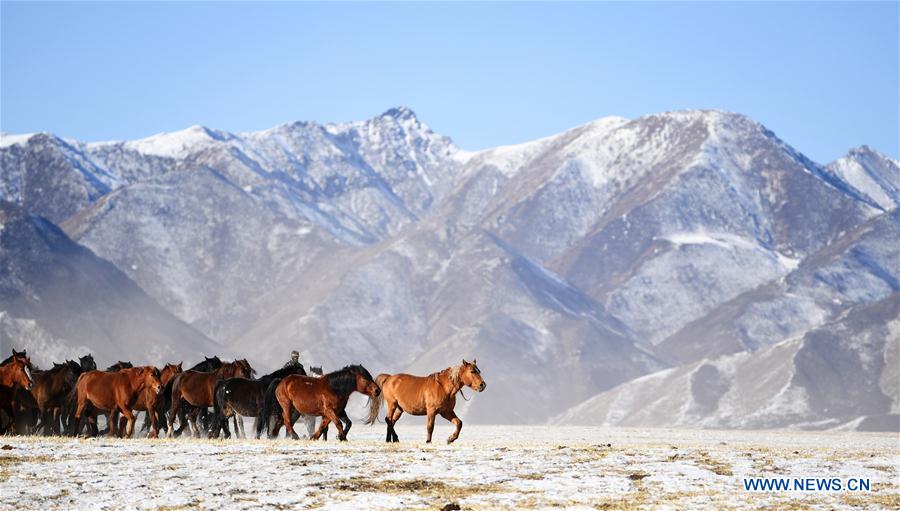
[477, 382, 486, 392]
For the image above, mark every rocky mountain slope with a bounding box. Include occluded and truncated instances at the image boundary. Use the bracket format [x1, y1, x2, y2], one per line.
[1, 108, 896, 428]
[0, 202, 223, 368]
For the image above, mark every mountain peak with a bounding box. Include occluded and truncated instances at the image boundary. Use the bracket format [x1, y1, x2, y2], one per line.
[381, 106, 418, 121]
[123, 124, 224, 158]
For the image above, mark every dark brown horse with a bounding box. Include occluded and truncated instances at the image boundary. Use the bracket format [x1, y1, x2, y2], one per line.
[375, 359, 486, 444]
[259, 365, 380, 441]
[167, 361, 253, 438]
[29, 360, 83, 435]
[210, 364, 306, 439]
[0, 352, 34, 434]
[72, 367, 163, 438]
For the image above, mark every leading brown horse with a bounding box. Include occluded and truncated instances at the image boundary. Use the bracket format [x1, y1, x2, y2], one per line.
[167, 360, 252, 438]
[0, 353, 35, 434]
[72, 366, 163, 438]
[259, 365, 380, 441]
[375, 359, 486, 444]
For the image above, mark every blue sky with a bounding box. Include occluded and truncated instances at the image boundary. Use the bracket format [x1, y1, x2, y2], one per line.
[1, 2, 897, 162]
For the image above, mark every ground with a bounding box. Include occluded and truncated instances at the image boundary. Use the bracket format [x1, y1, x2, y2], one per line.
[1, 425, 897, 510]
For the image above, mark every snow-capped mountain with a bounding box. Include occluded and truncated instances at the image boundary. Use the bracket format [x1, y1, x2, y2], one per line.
[1, 108, 897, 429]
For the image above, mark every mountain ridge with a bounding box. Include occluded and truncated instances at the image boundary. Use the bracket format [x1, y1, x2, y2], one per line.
[1, 108, 897, 429]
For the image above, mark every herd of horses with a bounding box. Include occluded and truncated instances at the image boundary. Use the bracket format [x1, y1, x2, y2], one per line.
[0, 349, 486, 444]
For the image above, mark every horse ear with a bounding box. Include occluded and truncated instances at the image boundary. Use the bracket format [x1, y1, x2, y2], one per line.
[462, 359, 468, 366]
[472, 358, 477, 365]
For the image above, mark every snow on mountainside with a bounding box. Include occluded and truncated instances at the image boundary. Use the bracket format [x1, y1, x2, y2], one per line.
[554, 295, 899, 431]
[0, 202, 223, 368]
[1, 108, 897, 428]
[825, 145, 900, 211]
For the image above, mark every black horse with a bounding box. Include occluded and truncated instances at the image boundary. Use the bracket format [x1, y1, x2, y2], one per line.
[209, 363, 307, 439]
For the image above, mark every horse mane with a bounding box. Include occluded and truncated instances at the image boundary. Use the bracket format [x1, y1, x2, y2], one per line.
[189, 356, 222, 372]
[259, 364, 306, 386]
[106, 361, 133, 371]
[432, 364, 462, 387]
[47, 360, 80, 375]
[326, 365, 373, 395]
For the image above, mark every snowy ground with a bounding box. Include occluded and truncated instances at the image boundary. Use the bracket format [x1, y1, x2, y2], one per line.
[1, 425, 897, 510]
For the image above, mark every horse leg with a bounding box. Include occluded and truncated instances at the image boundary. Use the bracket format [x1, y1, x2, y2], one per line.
[73, 400, 88, 437]
[324, 409, 346, 441]
[441, 410, 463, 444]
[1, 405, 15, 434]
[339, 411, 352, 439]
[311, 416, 331, 441]
[425, 410, 436, 444]
[282, 404, 300, 441]
[390, 408, 403, 443]
[51, 408, 61, 436]
[384, 401, 397, 443]
[221, 411, 232, 439]
[107, 411, 119, 437]
[148, 409, 159, 439]
[166, 393, 182, 439]
[119, 407, 136, 438]
[188, 408, 201, 438]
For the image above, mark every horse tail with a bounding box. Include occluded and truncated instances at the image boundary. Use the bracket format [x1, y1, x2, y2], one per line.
[365, 391, 382, 425]
[365, 374, 389, 425]
[210, 379, 226, 438]
[62, 376, 83, 436]
[257, 377, 282, 438]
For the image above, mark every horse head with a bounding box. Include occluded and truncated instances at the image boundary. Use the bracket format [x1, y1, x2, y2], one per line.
[236, 358, 255, 378]
[10, 355, 34, 390]
[161, 362, 183, 386]
[350, 365, 380, 398]
[79, 354, 97, 371]
[460, 359, 486, 392]
[142, 367, 163, 395]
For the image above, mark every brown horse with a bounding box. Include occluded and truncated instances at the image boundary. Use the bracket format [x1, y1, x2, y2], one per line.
[133, 362, 183, 437]
[167, 361, 252, 438]
[375, 359, 486, 444]
[117, 363, 183, 438]
[259, 365, 380, 441]
[0, 353, 35, 434]
[72, 367, 163, 438]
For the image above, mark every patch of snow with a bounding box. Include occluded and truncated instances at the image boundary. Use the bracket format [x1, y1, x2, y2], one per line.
[0, 132, 38, 148]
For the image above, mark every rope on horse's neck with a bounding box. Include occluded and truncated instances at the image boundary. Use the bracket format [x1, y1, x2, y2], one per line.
[458, 388, 470, 401]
